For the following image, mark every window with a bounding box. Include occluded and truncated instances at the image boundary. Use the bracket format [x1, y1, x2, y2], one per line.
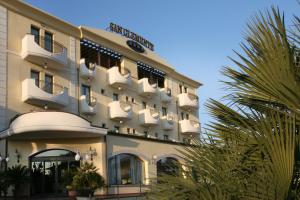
[44, 31, 53, 52]
[113, 93, 119, 101]
[183, 138, 191, 144]
[153, 104, 156, 109]
[162, 107, 167, 116]
[30, 70, 39, 87]
[131, 98, 135, 103]
[108, 154, 144, 185]
[126, 96, 129, 102]
[102, 123, 106, 128]
[144, 131, 148, 137]
[155, 133, 158, 138]
[142, 102, 147, 109]
[164, 135, 168, 140]
[132, 129, 136, 134]
[157, 157, 180, 177]
[164, 135, 169, 140]
[44, 74, 53, 94]
[127, 128, 130, 134]
[186, 114, 189, 120]
[100, 52, 120, 69]
[181, 112, 184, 120]
[101, 89, 105, 94]
[179, 85, 183, 94]
[184, 87, 188, 93]
[31, 25, 40, 44]
[81, 85, 91, 102]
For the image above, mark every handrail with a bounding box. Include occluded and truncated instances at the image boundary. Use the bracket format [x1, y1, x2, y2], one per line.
[162, 87, 172, 96]
[36, 80, 64, 95]
[85, 96, 97, 107]
[187, 92, 198, 100]
[120, 67, 131, 77]
[119, 100, 132, 112]
[28, 33, 65, 54]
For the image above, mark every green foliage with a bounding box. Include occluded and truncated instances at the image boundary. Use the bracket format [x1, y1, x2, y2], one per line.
[62, 167, 77, 190]
[71, 162, 104, 197]
[148, 7, 300, 200]
[6, 165, 30, 199]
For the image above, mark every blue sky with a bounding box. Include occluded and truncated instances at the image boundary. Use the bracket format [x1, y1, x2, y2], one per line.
[25, 0, 299, 127]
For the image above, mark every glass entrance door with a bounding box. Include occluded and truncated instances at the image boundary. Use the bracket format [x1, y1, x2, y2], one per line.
[30, 149, 80, 196]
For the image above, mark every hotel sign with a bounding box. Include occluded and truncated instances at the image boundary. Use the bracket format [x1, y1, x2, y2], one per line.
[109, 23, 154, 51]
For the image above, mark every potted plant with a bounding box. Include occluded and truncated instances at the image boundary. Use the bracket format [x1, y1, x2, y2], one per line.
[62, 168, 78, 200]
[72, 162, 104, 200]
[6, 165, 30, 200]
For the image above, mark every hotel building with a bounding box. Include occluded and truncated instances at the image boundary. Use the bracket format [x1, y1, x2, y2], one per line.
[0, 0, 201, 197]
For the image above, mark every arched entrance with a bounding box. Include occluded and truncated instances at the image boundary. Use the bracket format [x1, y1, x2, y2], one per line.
[157, 157, 180, 177]
[29, 149, 80, 196]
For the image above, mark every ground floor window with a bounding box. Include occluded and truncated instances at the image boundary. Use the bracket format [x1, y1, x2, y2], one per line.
[157, 157, 180, 177]
[108, 154, 144, 185]
[29, 149, 80, 195]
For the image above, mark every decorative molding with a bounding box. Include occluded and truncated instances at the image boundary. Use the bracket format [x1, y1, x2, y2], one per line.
[69, 36, 78, 114]
[0, 5, 7, 131]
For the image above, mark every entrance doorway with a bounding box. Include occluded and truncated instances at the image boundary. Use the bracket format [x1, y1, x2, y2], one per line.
[29, 149, 80, 196]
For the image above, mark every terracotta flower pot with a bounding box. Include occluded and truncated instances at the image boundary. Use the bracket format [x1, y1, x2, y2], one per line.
[68, 190, 78, 200]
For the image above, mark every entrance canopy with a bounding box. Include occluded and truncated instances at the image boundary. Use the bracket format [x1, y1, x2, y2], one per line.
[0, 112, 107, 139]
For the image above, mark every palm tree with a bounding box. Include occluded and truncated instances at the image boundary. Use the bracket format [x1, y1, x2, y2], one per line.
[148, 7, 300, 200]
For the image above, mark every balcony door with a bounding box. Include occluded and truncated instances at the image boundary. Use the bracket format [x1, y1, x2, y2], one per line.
[82, 85, 91, 103]
[45, 74, 53, 94]
[30, 149, 80, 196]
[44, 31, 53, 52]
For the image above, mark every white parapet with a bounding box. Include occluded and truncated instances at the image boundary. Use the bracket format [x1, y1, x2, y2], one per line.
[177, 93, 199, 110]
[80, 95, 97, 115]
[109, 101, 132, 121]
[107, 66, 131, 89]
[138, 108, 159, 126]
[160, 88, 172, 103]
[21, 34, 67, 69]
[161, 114, 174, 130]
[79, 58, 96, 80]
[22, 78, 69, 108]
[138, 78, 158, 98]
[179, 119, 201, 134]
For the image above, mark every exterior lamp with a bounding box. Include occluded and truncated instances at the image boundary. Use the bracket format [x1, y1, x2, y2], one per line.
[5, 156, 9, 162]
[118, 86, 122, 90]
[75, 151, 81, 161]
[44, 104, 48, 110]
[151, 154, 157, 164]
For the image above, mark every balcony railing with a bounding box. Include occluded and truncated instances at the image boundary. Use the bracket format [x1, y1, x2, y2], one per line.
[109, 101, 132, 121]
[138, 108, 160, 126]
[160, 88, 172, 103]
[22, 78, 69, 108]
[179, 119, 201, 134]
[80, 58, 96, 79]
[21, 34, 67, 69]
[80, 95, 97, 115]
[177, 92, 199, 110]
[107, 66, 131, 89]
[138, 78, 158, 97]
[161, 114, 174, 130]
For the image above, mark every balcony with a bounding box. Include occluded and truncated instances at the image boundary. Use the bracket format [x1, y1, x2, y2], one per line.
[21, 34, 67, 69]
[177, 93, 199, 110]
[138, 78, 158, 97]
[22, 78, 68, 108]
[179, 119, 200, 135]
[107, 66, 131, 89]
[161, 114, 174, 130]
[138, 108, 159, 126]
[109, 101, 132, 122]
[80, 58, 96, 80]
[80, 95, 97, 115]
[160, 88, 172, 103]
